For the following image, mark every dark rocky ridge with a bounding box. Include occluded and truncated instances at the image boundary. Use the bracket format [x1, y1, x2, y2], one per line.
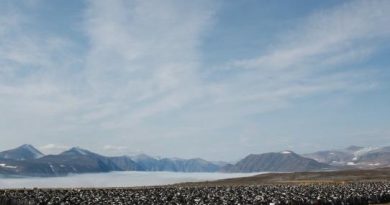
[223, 151, 332, 172]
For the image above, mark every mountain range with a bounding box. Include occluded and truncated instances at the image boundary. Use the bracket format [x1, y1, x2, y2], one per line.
[303, 145, 390, 167]
[0, 145, 220, 176]
[0, 144, 388, 177]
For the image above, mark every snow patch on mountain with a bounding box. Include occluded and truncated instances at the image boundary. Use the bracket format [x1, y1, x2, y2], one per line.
[0, 163, 17, 169]
[353, 146, 379, 156]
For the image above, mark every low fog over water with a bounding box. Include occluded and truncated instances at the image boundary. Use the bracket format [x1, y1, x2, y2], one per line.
[0, 172, 261, 189]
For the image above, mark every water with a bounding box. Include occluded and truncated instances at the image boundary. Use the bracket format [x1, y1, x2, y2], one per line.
[0, 171, 262, 189]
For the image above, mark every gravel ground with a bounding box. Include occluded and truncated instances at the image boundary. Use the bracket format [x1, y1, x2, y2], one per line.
[0, 182, 389, 205]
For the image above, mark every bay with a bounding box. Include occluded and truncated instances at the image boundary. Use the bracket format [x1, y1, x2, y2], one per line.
[0, 171, 262, 189]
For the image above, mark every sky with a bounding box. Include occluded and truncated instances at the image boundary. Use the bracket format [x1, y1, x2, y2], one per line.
[0, 0, 389, 161]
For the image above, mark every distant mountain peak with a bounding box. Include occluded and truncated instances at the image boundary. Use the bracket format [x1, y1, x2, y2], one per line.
[223, 151, 331, 172]
[70, 147, 87, 154]
[61, 147, 92, 156]
[19, 144, 43, 156]
[0, 144, 44, 160]
[20, 144, 34, 148]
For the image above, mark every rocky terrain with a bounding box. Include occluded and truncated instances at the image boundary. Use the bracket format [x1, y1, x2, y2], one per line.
[1, 168, 390, 204]
[0, 182, 389, 204]
[183, 167, 390, 186]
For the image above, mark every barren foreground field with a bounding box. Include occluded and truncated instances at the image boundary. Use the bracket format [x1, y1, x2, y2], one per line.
[0, 168, 389, 205]
[180, 167, 390, 186]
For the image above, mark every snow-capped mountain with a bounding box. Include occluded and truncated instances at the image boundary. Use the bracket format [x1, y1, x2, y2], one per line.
[303, 145, 390, 168]
[0, 144, 44, 160]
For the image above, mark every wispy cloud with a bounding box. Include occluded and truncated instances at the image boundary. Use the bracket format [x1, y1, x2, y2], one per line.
[79, 0, 215, 124]
[0, 3, 84, 147]
[0, 0, 389, 160]
[224, 1, 389, 104]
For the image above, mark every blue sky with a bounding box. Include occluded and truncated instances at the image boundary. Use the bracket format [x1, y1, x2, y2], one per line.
[0, 0, 389, 161]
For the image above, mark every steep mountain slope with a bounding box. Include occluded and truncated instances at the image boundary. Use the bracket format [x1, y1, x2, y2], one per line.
[224, 151, 332, 172]
[130, 154, 220, 172]
[175, 158, 220, 172]
[0, 158, 60, 176]
[157, 158, 220, 172]
[36, 147, 122, 174]
[0, 144, 44, 160]
[109, 156, 140, 171]
[355, 146, 390, 166]
[130, 154, 161, 171]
